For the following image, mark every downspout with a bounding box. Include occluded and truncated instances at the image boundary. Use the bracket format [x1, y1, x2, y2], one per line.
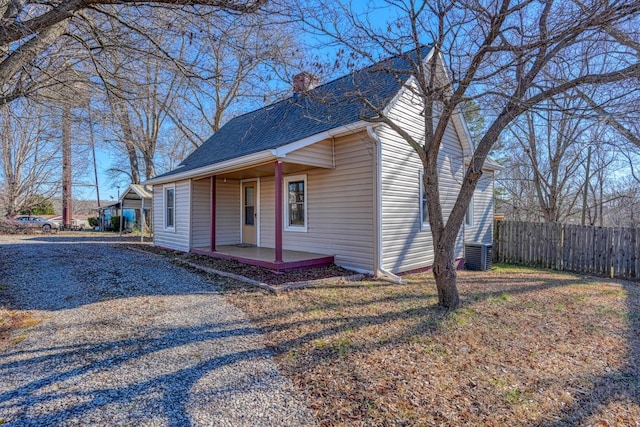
[367, 125, 403, 284]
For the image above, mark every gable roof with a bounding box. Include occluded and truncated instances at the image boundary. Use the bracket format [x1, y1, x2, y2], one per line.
[149, 48, 431, 182]
[121, 184, 152, 201]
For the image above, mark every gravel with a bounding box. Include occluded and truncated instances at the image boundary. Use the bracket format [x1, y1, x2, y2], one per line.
[0, 234, 316, 426]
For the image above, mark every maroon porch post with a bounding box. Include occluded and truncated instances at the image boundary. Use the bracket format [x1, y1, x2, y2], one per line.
[275, 161, 283, 263]
[210, 176, 216, 252]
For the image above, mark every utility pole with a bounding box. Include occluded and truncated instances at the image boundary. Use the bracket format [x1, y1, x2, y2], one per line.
[62, 104, 72, 229]
[88, 114, 100, 209]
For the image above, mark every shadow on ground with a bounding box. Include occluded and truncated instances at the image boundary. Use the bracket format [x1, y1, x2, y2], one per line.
[0, 236, 308, 425]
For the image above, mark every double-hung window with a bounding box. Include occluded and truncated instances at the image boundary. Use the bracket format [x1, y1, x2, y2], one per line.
[466, 196, 474, 226]
[284, 175, 307, 232]
[419, 170, 429, 230]
[164, 185, 175, 230]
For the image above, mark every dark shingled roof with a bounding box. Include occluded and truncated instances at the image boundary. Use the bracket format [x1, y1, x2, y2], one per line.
[153, 48, 429, 180]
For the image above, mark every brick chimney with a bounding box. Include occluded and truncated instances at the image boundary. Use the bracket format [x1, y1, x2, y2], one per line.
[293, 72, 318, 93]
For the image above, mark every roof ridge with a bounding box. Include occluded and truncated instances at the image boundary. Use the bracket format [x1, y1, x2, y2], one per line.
[309, 44, 432, 89]
[150, 45, 433, 182]
[221, 45, 432, 126]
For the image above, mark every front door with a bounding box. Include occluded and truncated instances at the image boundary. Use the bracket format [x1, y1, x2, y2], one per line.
[242, 181, 257, 245]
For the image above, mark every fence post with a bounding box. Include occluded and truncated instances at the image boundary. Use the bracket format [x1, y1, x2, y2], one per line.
[494, 220, 501, 263]
[558, 223, 564, 270]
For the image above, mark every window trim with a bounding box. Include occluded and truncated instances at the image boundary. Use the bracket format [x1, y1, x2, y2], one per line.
[466, 195, 474, 227]
[419, 169, 430, 231]
[163, 183, 176, 232]
[284, 174, 308, 232]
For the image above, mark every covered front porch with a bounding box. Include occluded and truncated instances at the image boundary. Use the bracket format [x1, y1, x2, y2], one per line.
[190, 140, 336, 271]
[191, 245, 335, 271]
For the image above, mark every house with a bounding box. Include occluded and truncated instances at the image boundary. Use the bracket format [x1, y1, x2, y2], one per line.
[96, 201, 135, 231]
[96, 202, 118, 230]
[145, 48, 499, 277]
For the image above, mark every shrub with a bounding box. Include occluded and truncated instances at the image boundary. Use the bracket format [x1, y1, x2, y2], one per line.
[87, 217, 99, 227]
[110, 216, 123, 231]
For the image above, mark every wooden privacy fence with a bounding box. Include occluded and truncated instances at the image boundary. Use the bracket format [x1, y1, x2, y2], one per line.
[494, 221, 640, 280]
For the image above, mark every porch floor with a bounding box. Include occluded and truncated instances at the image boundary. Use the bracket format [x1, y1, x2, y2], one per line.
[191, 245, 335, 271]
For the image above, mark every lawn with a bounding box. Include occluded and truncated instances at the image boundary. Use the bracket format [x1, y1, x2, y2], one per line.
[203, 264, 640, 426]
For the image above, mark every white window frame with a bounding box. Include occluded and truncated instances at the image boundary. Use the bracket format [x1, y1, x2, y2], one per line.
[419, 169, 430, 231]
[163, 183, 176, 231]
[284, 174, 307, 232]
[466, 195, 474, 227]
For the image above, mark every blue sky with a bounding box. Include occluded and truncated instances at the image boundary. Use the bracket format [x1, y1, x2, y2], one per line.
[81, 1, 397, 202]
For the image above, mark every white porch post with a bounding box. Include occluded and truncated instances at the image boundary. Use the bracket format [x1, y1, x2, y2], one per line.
[140, 197, 145, 243]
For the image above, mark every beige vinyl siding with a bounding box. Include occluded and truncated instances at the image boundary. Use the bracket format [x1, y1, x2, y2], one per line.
[260, 132, 376, 272]
[380, 86, 466, 273]
[259, 178, 274, 247]
[191, 178, 211, 248]
[152, 180, 191, 252]
[186, 177, 242, 249]
[465, 171, 494, 244]
[216, 178, 241, 245]
[283, 139, 333, 168]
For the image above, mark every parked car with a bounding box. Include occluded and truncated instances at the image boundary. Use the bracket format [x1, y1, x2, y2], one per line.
[12, 216, 60, 232]
[49, 216, 88, 230]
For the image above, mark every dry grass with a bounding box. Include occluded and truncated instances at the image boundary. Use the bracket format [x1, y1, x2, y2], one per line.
[202, 264, 640, 426]
[0, 283, 40, 353]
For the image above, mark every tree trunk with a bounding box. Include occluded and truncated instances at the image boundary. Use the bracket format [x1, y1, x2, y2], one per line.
[581, 147, 591, 226]
[125, 141, 141, 184]
[143, 149, 156, 180]
[433, 244, 460, 310]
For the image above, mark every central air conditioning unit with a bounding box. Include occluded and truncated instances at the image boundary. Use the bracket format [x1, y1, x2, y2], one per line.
[465, 243, 493, 271]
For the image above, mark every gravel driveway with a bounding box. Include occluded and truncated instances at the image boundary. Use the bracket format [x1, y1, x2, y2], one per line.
[0, 234, 315, 426]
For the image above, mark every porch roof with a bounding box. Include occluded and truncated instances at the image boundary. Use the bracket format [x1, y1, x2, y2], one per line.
[119, 184, 153, 210]
[126, 184, 153, 200]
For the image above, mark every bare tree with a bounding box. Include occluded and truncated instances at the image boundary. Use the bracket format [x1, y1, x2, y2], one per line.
[151, 10, 302, 167]
[93, 5, 300, 181]
[297, 0, 640, 309]
[581, 133, 619, 227]
[96, 27, 186, 183]
[0, 100, 59, 217]
[603, 178, 640, 228]
[0, 0, 266, 106]
[499, 96, 590, 223]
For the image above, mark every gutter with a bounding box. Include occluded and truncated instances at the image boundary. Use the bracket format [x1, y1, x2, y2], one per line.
[145, 121, 370, 186]
[144, 150, 276, 185]
[367, 125, 403, 284]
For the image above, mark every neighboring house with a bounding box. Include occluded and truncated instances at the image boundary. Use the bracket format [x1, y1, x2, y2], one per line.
[145, 48, 499, 276]
[96, 203, 118, 230]
[119, 184, 153, 239]
[96, 202, 136, 231]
